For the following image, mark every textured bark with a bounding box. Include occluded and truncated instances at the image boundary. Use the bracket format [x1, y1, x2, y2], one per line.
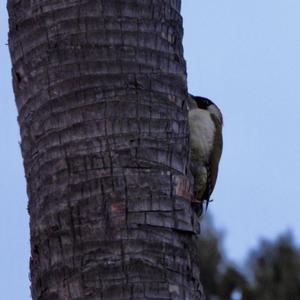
[8, 0, 204, 299]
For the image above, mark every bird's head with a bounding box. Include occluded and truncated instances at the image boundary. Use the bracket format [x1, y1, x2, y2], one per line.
[189, 95, 223, 126]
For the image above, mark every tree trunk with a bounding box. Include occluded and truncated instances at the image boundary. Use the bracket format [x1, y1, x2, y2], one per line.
[8, 0, 203, 299]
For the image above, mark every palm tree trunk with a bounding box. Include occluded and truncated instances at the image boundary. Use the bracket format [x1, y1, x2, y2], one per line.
[8, 0, 203, 299]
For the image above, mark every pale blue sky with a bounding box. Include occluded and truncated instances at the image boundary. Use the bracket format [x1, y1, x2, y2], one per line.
[1, 1, 300, 299]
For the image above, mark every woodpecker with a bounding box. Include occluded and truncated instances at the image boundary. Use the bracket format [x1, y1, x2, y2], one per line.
[187, 95, 223, 216]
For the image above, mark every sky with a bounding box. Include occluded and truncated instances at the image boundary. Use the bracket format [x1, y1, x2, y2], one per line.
[1, 1, 300, 299]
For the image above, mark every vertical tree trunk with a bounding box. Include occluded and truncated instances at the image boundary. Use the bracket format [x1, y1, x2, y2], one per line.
[8, 0, 203, 299]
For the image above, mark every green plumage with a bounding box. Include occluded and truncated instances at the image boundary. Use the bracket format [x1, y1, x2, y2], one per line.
[188, 95, 223, 215]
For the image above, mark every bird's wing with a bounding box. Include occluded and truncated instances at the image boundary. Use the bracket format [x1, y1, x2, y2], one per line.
[204, 115, 223, 200]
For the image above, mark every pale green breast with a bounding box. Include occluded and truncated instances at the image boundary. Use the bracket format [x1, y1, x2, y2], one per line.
[188, 109, 215, 163]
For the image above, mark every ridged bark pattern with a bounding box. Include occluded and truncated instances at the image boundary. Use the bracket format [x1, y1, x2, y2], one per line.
[8, 0, 203, 299]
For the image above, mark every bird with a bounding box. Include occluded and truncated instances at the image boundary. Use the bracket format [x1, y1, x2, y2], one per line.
[187, 95, 223, 216]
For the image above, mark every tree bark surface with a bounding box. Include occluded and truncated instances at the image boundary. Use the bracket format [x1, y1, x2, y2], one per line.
[8, 0, 203, 299]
